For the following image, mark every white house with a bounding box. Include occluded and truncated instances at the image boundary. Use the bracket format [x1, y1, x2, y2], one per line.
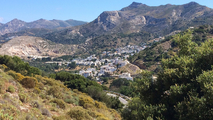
[118, 60, 129, 68]
[119, 73, 133, 81]
[82, 71, 92, 78]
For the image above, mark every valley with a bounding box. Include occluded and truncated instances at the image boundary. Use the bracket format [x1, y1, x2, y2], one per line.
[1, 1, 213, 119]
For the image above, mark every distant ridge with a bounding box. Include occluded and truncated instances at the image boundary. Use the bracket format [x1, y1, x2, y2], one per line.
[0, 18, 87, 35]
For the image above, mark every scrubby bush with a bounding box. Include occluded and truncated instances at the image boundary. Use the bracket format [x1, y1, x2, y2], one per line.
[50, 99, 66, 109]
[47, 86, 63, 99]
[7, 70, 25, 81]
[64, 96, 79, 105]
[37, 82, 45, 90]
[52, 115, 69, 120]
[67, 106, 92, 120]
[3, 93, 10, 99]
[79, 95, 95, 107]
[31, 101, 42, 109]
[39, 94, 46, 99]
[0, 64, 8, 71]
[20, 76, 38, 88]
[95, 112, 109, 120]
[7, 85, 15, 93]
[95, 101, 107, 109]
[33, 87, 41, 94]
[0, 82, 5, 94]
[41, 108, 51, 117]
[19, 93, 28, 103]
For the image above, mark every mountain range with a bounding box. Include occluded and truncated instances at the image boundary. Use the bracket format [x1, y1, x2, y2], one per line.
[1, 2, 213, 58]
[0, 18, 87, 35]
[42, 2, 213, 45]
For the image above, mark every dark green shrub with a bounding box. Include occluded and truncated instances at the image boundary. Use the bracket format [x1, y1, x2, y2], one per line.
[50, 99, 66, 109]
[20, 77, 38, 88]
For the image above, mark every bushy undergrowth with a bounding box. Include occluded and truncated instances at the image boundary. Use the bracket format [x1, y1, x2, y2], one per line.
[0, 61, 121, 120]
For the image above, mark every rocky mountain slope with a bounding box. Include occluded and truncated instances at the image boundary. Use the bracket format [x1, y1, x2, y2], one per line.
[43, 2, 213, 45]
[0, 36, 79, 58]
[0, 18, 87, 35]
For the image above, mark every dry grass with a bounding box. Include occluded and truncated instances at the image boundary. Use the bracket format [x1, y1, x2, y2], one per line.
[0, 67, 122, 120]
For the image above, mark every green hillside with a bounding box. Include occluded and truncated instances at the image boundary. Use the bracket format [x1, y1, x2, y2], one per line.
[129, 25, 213, 72]
[122, 28, 213, 119]
[0, 55, 121, 120]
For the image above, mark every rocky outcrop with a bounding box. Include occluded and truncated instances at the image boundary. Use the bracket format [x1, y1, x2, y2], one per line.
[0, 36, 78, 58]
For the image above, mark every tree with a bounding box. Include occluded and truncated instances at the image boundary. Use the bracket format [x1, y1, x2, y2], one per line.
[122, 30, 213, 119]
[68, 62, 77, 69]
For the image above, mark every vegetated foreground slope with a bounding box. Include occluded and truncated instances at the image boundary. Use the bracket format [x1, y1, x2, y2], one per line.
[0, 55, 121, 120]
[0, 36, 80, 58]
[122, 28, 213, 119]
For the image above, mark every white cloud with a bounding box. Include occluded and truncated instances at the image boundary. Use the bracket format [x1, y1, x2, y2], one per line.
[0, 17, 4, 23]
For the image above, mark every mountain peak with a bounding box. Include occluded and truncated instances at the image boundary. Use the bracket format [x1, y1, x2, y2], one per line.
[188, 1, 199, 5]
[184, 1, 199, 6]
[129, 2, 143, 7]
[7, 18, 26, 24]
[121, 2, 146, 11]
[10, 18, 23, 22]
[37, 18, 48, 21]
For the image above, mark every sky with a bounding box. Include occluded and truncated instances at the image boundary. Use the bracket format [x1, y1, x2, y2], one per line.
[0, 0, 213, 23]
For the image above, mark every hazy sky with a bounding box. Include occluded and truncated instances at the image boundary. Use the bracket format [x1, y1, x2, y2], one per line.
[0, 0, 213, 23]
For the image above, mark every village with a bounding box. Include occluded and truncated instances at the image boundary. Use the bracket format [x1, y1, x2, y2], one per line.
[44, 44, 149, 83]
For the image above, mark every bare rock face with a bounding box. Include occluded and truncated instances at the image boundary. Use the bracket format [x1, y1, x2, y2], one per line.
[95, 11, 121, 31]
[0, 36, 78, 58]
[130, 16, 146, 25]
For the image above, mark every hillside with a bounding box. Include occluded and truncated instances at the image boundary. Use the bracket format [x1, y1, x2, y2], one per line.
[0, 18, 87, 35]
[122, 28, 213, 119]
[1, 2, 213, 58]
[129, 25, 213, 72]
[0, 36, 80, 58]
[0, 55, 121, 120]
[115, 63, 142, 75]
[43, 2, 213, 45]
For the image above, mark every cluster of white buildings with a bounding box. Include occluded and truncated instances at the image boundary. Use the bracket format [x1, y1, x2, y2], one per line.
[101, 45, 147, 57]
[72, 55, 101, 66]
[77, 55, 133, 80]
[72, 45, 148, 81]
[116, 45, 146, 54]
[119, 73, 133, 81]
